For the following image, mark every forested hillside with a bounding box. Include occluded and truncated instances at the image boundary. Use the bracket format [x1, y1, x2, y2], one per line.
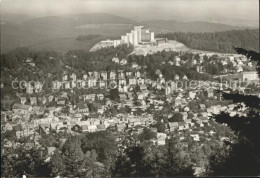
[157, 29, 259, 53]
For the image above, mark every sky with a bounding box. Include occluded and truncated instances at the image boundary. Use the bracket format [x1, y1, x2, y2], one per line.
[1, 0, 259, 25]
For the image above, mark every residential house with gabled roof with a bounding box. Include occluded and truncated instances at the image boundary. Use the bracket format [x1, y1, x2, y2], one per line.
[112, 57, 120, 63]
[137, 77, 145, 85]
[120, 58, 127, 65]
[178, 122, 189, 130]
[12, 103, 32, 114]
[76, 102, 89, 113]
[119, 94, 127, 101]
[109, 70, 117, 80]
[168, 122, 178, 131]
[131, 62, 139, 68]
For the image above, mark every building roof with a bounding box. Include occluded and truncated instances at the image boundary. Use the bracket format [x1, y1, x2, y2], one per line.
[13, 103, 31, 110]
[169, 122, 178, 127]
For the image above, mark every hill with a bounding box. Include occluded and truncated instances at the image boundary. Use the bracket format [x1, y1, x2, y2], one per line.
[1, 13, 246, 53]
[142, 20, 244, 33]
[23, 13, 135, 28]
[157, 29, 259, 53]
[0, 13, 35, 24]
[1, 13, 135, 53]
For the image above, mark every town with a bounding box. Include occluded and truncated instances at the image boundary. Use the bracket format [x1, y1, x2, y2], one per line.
[1, 31, 259, 175]
[1, 0, 260, 171]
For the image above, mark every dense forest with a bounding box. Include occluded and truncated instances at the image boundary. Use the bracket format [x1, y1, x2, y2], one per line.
[76, 34, 103, 41]
[157, 29, 259, 53]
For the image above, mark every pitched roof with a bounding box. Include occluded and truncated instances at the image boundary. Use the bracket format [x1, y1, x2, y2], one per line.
[169, 122, 178, 127]
[13, 103, 31, 110]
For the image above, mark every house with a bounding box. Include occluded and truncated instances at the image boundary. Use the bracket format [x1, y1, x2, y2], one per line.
[62, 74, 68, 81]
[200, 117, 209, 123]
[168, 122, 178, 131]
[96, 104, 104, 114]
[206, 88, 214, 98]
[76, 102, 89, 113]
[120, 58, 127, 65]
[12, 103, 32, 114]
[137, 78, 145, 85]
[178, 122, 189, 130]
[118, 78, 127, 86]
[116, 123, 126, 132]
[83, 74, 89, 80]
[30, 97, 37, 106]
[97, 124, 106, 131]
[183, 75, 188, 80]
[84, 94, 96, 102]
[88, 125, 98, 132]
[2, 122, 16, 132]
[173, 98, 182, 106]
[1, 99, 14, 111]
[33, 106, 45, 115]
[137, 92, 145, 100]
[126, 71, 133, 77]
[174, 74, 180, 80]
[20, 97, 27, 105]
[47, 147, 56, 156]
[135, 71, 141, 78]
[139, 84, 147, 91]
[57, 100, 66, 106]
[109, 71, 117, 80]
[156, 133, 167, 145]
[112, 57, 120, 63]
[99, 80, 107, 88]
[119, 94, 127, 100]
[168, 61, 174, 65]
[131, 62, 139, 68]
[128, 77, 137, 86]
[100, 71, 107, 80]
[199, 104, 206, 110]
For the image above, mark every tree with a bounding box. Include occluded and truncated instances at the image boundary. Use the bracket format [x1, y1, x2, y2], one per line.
[110, 88, 120, 101]
[138, 128, 156, 142]
[169, 112, 183, 122]
[1, 147, 51, 177]
[208, 48, 260, 176]
[165, 136, 194, 176]
[153, 121, 166, 133]
[62, 136, 86, 176]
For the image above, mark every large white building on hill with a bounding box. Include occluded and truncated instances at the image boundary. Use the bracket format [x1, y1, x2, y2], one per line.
[90, 26, 156, 51]
[117, 26, 155, 47]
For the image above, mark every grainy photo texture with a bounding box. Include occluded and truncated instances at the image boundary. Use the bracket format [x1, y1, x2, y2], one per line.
[0, 0, 259, 177]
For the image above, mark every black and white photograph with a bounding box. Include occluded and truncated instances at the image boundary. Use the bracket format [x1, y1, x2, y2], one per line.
[0, 0, 259, 177]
